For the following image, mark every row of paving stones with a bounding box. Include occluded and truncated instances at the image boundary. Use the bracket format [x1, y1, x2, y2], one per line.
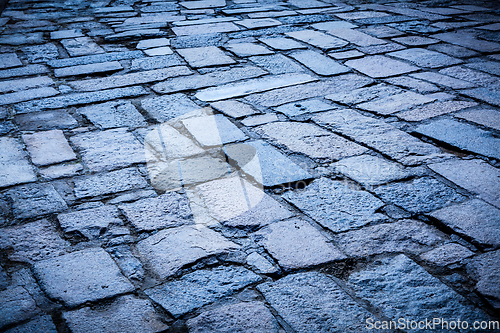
[1, 0, 500, 331]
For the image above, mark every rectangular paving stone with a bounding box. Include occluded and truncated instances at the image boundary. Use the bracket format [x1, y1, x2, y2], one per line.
[283, 177, 385, 232]
[0, 87, 59, 106]
[152, 66, 266, 94]
[345, 55, 419, 78]
[249, 54, 303, 74]
[275, 98, 334, 117]
[392, 35, 439, 46]
[327, 28, 387, 46]
[0, 286, 40, 330]
[289, 50, 349, 76]
[241, 113, 278, 126]
[397, 100, 478, 121]
[312, 21, 358, 30]
[348, 254, 490, 325]
[145, 266, 261, 317]
[73, 167, 148, 199]
[439, 66, 500, 89]
[143, 46, 173, 56]
[357, 91, 436, 114]
[60, 37, 104, 57]
[430, 159, 500, 208]
[326, 83, 402, 105]
[430, 199, 500, 249]
[0, 32, 44, 45]
[119, 192, 192, 231]
[257, 272, 374, 333]
[14, 110, 77, 131]
[236, 18, 282, 29]
[254, 218, 345, 270]
[137, 226, 239, 279]
[78, 100, 147, 129]
[465, 61, 500, 77]
[461, 87, 500, 107]
[258, 37, 307, 50]
[256, 121, 366, 161]
[420, 243, 474, 267]
[374, 176, 465, 214]
[384, 76, 440, 93]
[328, 50, 364, 60]
[210, 100, 259, 118]
[467, 250, 500, 309]
[47, 50, 143, 68]
[410, 71, 476, 89]
[0, 137, 37, 188]
[136, 37, 170, 49]
[33, 248, 134, 307]
[130, 54, 185, 71]
[172, 17, 237, 26]
[455, 108, 500, 131]
[0, 53, 22, 69]
[363, 4, 448, 20]
[195, 73, 316, 101]
[225, 43, 274, 57]
[172, 22, 240, 36]
[54, 61, 123, 77]
[0, 76, 54, 93]
[433, 31, 500, 52]
[6, 183, 68, 219]
[0, 64, 49, 79]
[388, 48, 462, 68]
[335, 219, 445, 258]
[180, 0, 226, 9]
[22, 130, 76, 166]
[285, 29, 348, 50]
[68, 66, 192, 92]
[360, 25, 404, 38]
[70, 128, 145, 172]
[141, 93, 200, 122]
[15, 86, 147, 112]
[356, 42, 405, 55]
[177, 46, 236, 68]
[182, 114, 246, 146]
[415, 118, 500, 159]
[313, 109, 448, 165]
[234, 140, 312, 187]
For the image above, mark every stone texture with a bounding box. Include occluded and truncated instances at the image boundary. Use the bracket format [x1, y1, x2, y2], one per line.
[0, 76, 54, 93]
[6, 183, 68, 219]
[119, 193, 192, 231]
[131, 54, 185, 71]
[4, 315, 57, 333]
[225, 42, 273, 57]
[246, 252, 279, 274]
[384, 76, 440, 93]
[357, 91, 436, 115]
[0, 87, 60, 106]
[136, 225, 239, 279]
[78, 100, 147, 129]
[177, 46, 236, 68]
[47, 50, 143, 68]
[34, 248, 134, 307]
[255, 218, 346, 270]
[389, 48, 462, 68]
[429, 199, 500, 249]
[421, 243, 474, 266]
[63, 295, 167, 333]
[283, 177, 386, 232]
[0, 53, 22, 69]
[410, 71, 475, 89]
[22, 130, 76, 166]
[14, 110, 77, 131]
[455, 108, 500, 131]
[186, 302, 279, 333]
[258, 37, 307, 50]
[145, 266, 261, 317]
[415, 118, 500, 160]
[285, 29, 348, 50]
[0, 64, 49, 79]
[54, 61, 122, 77]
[21, 44, 59, 63]
[0, 286, 40, 330]
[275, 98, 333, 117]
[211, 100, 259, 118]
[461, 87, 500, 107]
[60, 37, 104, 57]
[345, 55, 419, 78]
[334, 219, 445, 257]
[0, 219, 69, 263]
[70, 128, 145, 172]
[249, 54, 304, 74]
[326, 83, 402, 105]
[172, 22, 240, 36]
[182, 114, 246, 146]
[434, 31, 500, 53]
[255, 121, 366, 161]
[328, 28, 387, 46]
[467, 250, 500, 308]
[237, 18, 282, 29]
[241, 113, 278, 126]
[289, 50, 349, 76]
[0, 137, 37, 188]
[348, 254, 489, 323]
[374, 177, 465, 214]
[257, 272, 374, 333]
[397, 100, 477, 121]
[141, 93, 200, 122]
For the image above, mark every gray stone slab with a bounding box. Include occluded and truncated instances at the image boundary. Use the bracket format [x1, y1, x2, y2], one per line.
[285, 29, 348, 50]
[246, 252, 279, 274]
[465, 61, 500, 77]
[421, 243, 474, 267]
[136, 38, 170, 50]
[384, 76, 440, 94]
[130, 54, 184, 71]
[143, 46, 173, 56]
[210, 100, 259, 118]
[255, 218, 345, 270]
[21, 44, 59, 63]
[40, 164, 83, 181]
[0, 137, 37, 188]
[63, 295, 167, 333]
[333, 154, 419, 187]
[455, 108, 500, 131]
[141, 93, 200, 122]
[152, 66, 266, 94]
[137, 225, 239, 279]
[145, 266, 261, 317]
[312, 21, 358, 30]
[54, 61, 122, 77]
[335, 10, 390, 20]
[15, 86, 148, 112]
[241, 113, 278, 126]
[360, 25, 404, 38]
[283, 177, 386, 233]
[73, 167, 148, 199]
[392, 36, 439, 46]
[275, 98, 333, 117]
[180, 0, 225, 9]
[249, 54, 303, 74]
[0, 286, 40, 330]
[4, 315, 57, 333]
[258, 37, 307, 50]
[467, 250, 500, 308]
[357, 42, 406, 55]
[78, 100, 146, 129]
[60, 37, 104, 57]
[0, 64, 49, 79]
[195, 73, 316, 101]
[257, 272, 374, 333]
[0, 87, 59, 106]
[374, 176, 465, 214]
[22, 130, 76, 166]
[119, 193, 192, 231]
[236, 18, 282, 29]
[461, 87, 500, 107]
[345, 55, 419, 78]
[336, 219, 445, 257]
[255, 121, 366, 161]
[50, 29, 84, 39]
[70, 128, 145, 172]
[389, 48, 462, 68]
[0, 219, 70, 263]
[289, 50, 349, 76]
[177, 46, 235, 68]
[439, 66, 500, 89]
[415, 118, 500, 159]
[433, 31, 500, 53]
[428, 43, 479, 58]
[357, 91, 436, 114]
[69, 66, 192, 92]
[398, 100, 478, 121]
[430, 199, 500, 249]
[325, 83, 402, 105]
[225, 42, 273, 57]
[0, 76, 54, 93]
[410, 71, 475, 89]
[348, 254, 489, 323]
[312, 109, 448, 166]
[327, 28, 387, 46]
[172, 22, 240, 36]
[6, 183, 68, 219]
[47, 50, 143, 68]
[0, 53, 22, 69]
[0, 33, 44, 45]
[186, 302, 279, 333]
[328, 50, 364, 60]
[182, 114, 246, 146]
[33, 248, 134, 307]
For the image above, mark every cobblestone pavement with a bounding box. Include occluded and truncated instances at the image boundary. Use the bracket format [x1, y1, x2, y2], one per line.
[1, 0, 500, 331]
